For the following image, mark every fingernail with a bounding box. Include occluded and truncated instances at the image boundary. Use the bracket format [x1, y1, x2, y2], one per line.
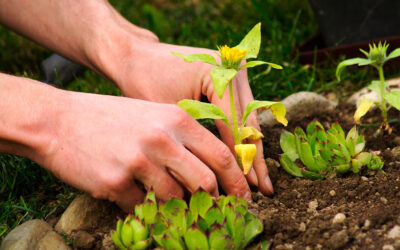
[264, 175, 274, 194]
[248, 168, 258, 186]
[244, 191, 252, 201]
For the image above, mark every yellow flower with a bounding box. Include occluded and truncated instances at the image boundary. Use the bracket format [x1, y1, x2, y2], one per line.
[235, 144, 257, 175]
[218, 45, 247, 69]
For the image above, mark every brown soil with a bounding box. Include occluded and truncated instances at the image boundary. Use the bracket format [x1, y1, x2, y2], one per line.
[66, 103, 400, 250]
[257, 103, 400, 250]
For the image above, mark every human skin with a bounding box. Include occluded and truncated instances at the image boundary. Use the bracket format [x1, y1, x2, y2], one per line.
[0, 0, 273, 211]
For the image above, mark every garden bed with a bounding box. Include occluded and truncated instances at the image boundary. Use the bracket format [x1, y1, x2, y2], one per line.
[256, 103, 400, 249]
[78, 102, 400, 250]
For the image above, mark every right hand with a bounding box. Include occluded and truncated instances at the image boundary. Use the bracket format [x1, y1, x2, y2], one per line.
[38, 90, 251, 212]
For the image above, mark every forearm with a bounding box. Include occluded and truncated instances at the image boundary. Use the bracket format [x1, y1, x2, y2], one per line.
[0, 0, 152, 79]
[0, 73, 59, 163]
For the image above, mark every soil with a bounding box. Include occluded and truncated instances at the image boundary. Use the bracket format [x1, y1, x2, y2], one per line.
[63, 103, 400, 250]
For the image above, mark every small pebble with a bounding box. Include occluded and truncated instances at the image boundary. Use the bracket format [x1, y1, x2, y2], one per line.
[299, 222, 306, 232]
[329, 190, 336, 196]
[363, 219, 371, 229]
[361, 176, 368, 181]
[307, 199, 318, 213]
[388, 225, 400, 239]
[380, 197, 388, 205]
[375, 192, 380, 196]
[332, 213, 346, 224]
[382, 245, 394, 250]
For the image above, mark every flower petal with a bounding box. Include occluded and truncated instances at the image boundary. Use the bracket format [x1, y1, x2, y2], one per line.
[234, 144, 257, 175]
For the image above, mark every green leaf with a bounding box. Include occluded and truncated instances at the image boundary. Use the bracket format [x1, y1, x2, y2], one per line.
[189, 190, 213, 221]
[210, 235, 234, 250]
[336, 57, 372, 81]
[240, 60, 282, 70]
[233, 214, 245, 250]
[242, 218, 263, 248]
[236, 23, 261, 59]
[156, 234, 184, 250]
[387, 48, 400, 61]
[242, 100, 287, 127]
[204, 205, 225, 226]
[280, 154, 303, 177]
[299, 141, 319, 172]
[334, 163, 351, 174]
[140, 201, 158, 226]
[384, 91, 400, 110]
[159, 198, 187, 235]
[301, 169, 324, 180]
[130, 218, 148, 243]
[367, 80, 389, 95]
[177, 99, 230, 127]
[111, 230, 127, 250]
[280, 132, 298, 161]
[171, 52, 219, 66]
[183, 226, 209, 250]
[210, 66, 238, 99]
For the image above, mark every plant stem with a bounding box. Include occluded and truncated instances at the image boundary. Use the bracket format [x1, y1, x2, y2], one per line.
[377, 66, 388, 125]
[228, 80, 240, 144]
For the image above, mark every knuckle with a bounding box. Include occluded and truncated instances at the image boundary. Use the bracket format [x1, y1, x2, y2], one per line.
[170, 106, 192, 127]
[199, 173, 217, 193]
[215, 143, 235, 170]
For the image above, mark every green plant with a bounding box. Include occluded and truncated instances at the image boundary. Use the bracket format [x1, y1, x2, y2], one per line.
[173, 23, 287, 174]
[111, 189, 267, 250]
[336, 42, 400, 132]
[280, 121, 384, 180]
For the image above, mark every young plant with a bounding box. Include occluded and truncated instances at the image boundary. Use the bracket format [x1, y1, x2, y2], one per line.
[172, 23, 287, 174]
[111, 189, 268, 250]
[336, 42, 400, 132]
[280, 121, 384, 180]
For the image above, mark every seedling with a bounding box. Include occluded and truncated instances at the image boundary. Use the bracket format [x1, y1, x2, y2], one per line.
[111, 189, 268, 250]
[173, 23, 287, 174]
[336, 42, 400, 132]
[280, 121, 383, 180]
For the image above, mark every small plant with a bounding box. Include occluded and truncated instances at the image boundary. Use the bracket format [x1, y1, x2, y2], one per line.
[173, 23, 287, 174]
[336, 42, 400, 132]
[280, 121, 384, 180]
[111, 189, 267, 250]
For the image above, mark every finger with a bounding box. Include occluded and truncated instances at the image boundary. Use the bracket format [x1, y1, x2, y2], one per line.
[164, 145, 219, 197]
[179, 119, 251, 200]
[132, 156, 185, 201]
[142, 130, 219, 197]
[235, 69, 274, 195]
[115, 181, 145, 213]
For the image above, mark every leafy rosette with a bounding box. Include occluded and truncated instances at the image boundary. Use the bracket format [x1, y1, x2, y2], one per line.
[111, 190, 269, 250]
[279, 121, 384, 180]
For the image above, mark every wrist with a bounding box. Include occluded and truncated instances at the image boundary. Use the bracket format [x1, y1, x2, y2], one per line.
[0, 74, 62, 165]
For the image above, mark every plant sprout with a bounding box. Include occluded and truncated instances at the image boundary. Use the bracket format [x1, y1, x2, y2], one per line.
[280, 121, 383, 180]
[111, 189, 268, 250]
[173, 23, 287, 174]
[336, 42, 400, 132]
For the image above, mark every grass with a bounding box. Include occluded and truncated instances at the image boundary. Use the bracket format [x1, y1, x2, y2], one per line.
[1, 0, 400, 242]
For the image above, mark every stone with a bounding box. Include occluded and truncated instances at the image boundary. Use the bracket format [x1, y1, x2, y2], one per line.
[382, 245, 394, 250]
[329, 190, 336, 197]
[332, 213, 346, 224]
[55, 194, 111, 235]
[380, 197, 388, 205]
[327, 230, 349, 249]
[258, 91, 337, 127]
[347, 77, 400, 108]
[387, 225, 400, 239]
[0, 219, 70, 250]
[299, 222, 306, 232]
[72, 230, 95, 249]
[307, 199, 318, 213]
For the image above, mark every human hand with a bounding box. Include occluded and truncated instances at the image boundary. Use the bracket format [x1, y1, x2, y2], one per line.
[38, 90, 250, 212]
[104, 41, 273, 195]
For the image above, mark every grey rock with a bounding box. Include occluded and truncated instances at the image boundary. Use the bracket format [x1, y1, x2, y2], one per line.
[55, 194, 110, 235]
[0, 219, 69, 250]
[259, 92, 337, 127]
